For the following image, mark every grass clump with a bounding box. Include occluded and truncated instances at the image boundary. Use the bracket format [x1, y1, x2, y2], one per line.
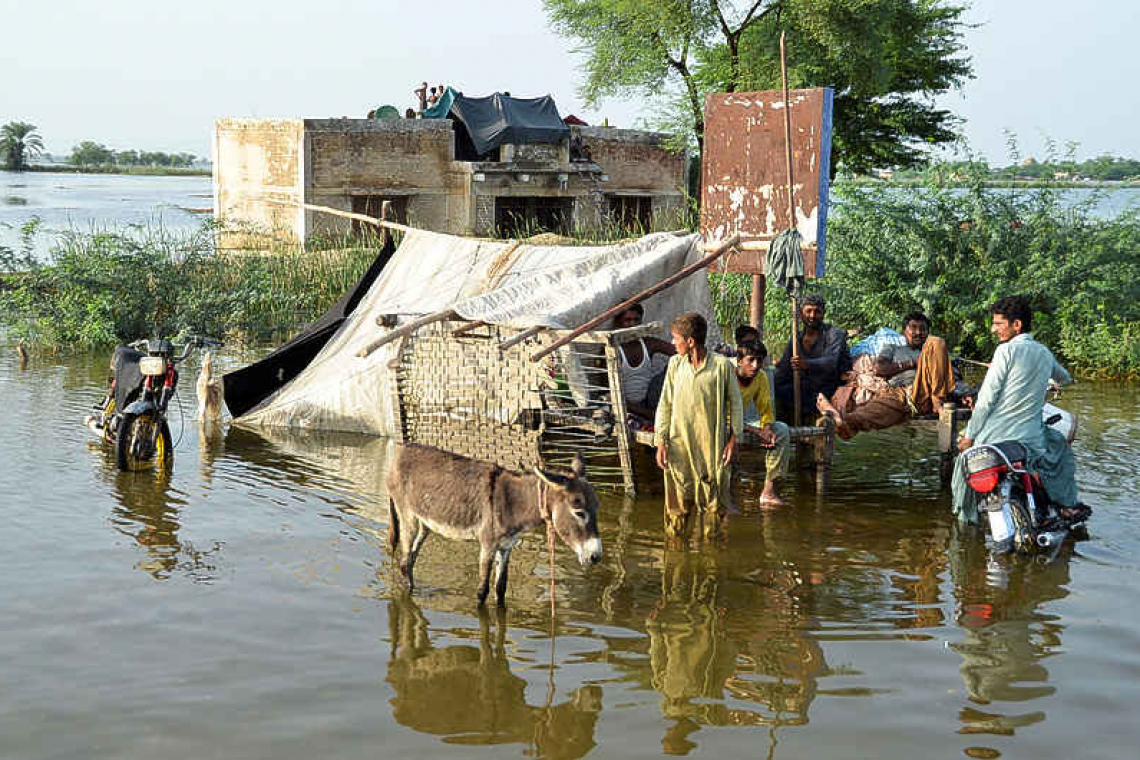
[0, 218, 381, 352]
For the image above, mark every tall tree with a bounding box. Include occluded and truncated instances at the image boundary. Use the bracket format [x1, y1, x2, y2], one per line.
[1, 122, 45, 171]
[544, 0, 973, 173]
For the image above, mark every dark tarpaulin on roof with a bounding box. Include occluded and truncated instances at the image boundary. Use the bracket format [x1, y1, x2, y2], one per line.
[449, 93, 570, 156]
[221, 235, 395, 419]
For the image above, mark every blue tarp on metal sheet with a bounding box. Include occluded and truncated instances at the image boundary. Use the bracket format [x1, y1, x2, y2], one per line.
[444, 92, 569, 156]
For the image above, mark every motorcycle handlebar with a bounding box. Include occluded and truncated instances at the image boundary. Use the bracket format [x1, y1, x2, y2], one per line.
[127, 335, 224, 361]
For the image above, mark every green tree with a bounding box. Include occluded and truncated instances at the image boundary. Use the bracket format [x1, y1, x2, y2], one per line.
[544, 0, 973, 173]
[69, 141, 116, 167]
[1, 121, 45, 171]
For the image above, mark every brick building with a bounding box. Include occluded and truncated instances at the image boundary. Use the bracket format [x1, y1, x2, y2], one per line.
[213, 115, 688, 241]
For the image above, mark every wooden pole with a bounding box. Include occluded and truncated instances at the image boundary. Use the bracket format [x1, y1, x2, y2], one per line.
[451, 320, 488, 336]
[780, 31, 803, 427]
[263, 197, 415, 234]
[750, 274, 766, 333]
[356, 309, 456, 358]
[528, 234, 741, 363]
[498, 325, 545, 351]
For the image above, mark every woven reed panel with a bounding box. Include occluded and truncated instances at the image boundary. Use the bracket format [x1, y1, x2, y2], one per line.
[396, 322, 544, 472]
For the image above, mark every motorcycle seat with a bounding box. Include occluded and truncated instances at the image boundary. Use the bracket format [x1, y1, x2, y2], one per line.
[986, 440, 1027, 465]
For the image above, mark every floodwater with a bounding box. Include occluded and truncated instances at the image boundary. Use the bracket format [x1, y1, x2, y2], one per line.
[3, 345, 1139, 759]
[0, 170, 212, 261]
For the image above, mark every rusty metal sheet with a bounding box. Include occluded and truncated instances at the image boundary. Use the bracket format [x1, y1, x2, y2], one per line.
[700, 88, 833, 276]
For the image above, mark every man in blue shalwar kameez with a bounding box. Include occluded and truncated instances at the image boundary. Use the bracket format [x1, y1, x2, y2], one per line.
[952, 296, 1080, 524]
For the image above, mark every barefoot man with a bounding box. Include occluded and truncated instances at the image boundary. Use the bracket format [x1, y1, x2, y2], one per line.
[734, 341, 791, 505]
[817, 311, 954, 439]
[655, 313, 742, 539]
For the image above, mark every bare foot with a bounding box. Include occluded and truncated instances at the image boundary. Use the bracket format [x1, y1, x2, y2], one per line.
[815, 392, 843, 423]
[759, 483, 786, 507]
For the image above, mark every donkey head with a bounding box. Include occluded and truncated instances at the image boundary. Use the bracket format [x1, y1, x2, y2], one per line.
[534, 454, 602, 567]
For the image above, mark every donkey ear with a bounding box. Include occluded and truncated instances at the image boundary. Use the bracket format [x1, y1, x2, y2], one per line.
[533, 467, 559, 487]
[570, 453, 586, 479]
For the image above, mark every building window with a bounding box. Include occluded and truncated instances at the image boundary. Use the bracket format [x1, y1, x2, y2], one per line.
[610, 195, 653, 234]
[351, 195, 408, 236]
[494, 197, 572, 238]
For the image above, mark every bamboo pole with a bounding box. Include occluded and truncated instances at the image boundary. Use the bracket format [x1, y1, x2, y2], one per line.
[263, 197, 415, 234]
[498, 325, 545, 351]
[356, 309, 456, 357]
[528, 234, 741, 363]
[780, 31, 803, 427]
[451, 321, 488, 336]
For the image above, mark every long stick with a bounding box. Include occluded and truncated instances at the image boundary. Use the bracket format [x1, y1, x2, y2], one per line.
[498, 325, 545, 351]
[263, 197, 415, 234]
[781, 31, 803, 427]
[356, 309, 456, 358]
[528, 234, 741, 363]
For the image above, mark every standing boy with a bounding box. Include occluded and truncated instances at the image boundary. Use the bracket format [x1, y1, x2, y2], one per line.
[654, 313, 743, 539]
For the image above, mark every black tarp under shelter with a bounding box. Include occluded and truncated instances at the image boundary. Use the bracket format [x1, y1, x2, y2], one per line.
[448, 93, 570, 157]
[221, 235, 395, 418]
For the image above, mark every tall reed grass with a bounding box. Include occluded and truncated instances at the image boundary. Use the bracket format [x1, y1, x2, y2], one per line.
[0, 218, 384, 351]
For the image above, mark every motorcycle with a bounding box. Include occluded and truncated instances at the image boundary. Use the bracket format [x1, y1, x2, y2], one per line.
[85, 335, 222, 471]
[960, 405, 1090, 554]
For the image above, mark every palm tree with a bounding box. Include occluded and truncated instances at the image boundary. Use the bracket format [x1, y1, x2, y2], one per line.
[2, 122, 45, 171]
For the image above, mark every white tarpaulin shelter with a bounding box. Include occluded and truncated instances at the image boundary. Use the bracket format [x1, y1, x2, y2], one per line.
[232, 229, 721, 435]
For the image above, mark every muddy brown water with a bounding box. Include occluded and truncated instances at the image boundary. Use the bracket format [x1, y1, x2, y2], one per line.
[3, 347, 1138, 759]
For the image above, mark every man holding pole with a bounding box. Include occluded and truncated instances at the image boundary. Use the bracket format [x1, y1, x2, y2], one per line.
[655, 312, 743, 540]
[773, 294, 851, 423]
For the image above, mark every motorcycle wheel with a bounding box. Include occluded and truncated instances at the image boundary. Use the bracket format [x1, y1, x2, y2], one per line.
[1009, 497, 1036, 554]
[115, 412, 172, 471]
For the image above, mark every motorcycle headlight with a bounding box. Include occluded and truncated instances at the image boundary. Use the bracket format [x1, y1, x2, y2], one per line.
[139, 356, 168, 376]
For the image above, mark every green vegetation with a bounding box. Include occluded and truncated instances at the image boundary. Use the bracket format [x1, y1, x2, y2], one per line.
[69, 141, 198, 169]
[711, 160, 1140, 378]
[0, 220, 381, 351]
[543, 0, 972, 173]
[4, 167, 1139, 378]
[2, 122, 45, 171]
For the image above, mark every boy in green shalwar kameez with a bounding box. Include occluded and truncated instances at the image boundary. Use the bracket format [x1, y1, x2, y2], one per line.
[654, 313, 743, 539]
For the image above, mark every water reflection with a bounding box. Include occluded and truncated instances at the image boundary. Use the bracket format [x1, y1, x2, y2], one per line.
[385, 596, 602, 759]
[639, 548, 829, 754]
[104, 468, 223, 581]
[948, 525, 1073, 738]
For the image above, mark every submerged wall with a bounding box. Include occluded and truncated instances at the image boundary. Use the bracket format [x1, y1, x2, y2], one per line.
[214, 118, 687, 241]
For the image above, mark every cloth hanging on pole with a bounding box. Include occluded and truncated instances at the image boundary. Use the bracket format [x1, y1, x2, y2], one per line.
[766, 228, 805, 297]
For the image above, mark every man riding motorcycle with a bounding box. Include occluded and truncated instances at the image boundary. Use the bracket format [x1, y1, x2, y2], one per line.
[952, 295, 1083, 525]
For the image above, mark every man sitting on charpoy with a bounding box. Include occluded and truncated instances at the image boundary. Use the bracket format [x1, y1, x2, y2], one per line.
[816, 311, 955, 439]
[772, 294, 852, 423]
[612, 303, 675, 424]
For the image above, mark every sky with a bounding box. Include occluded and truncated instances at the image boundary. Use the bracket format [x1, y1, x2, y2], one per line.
[3, 0, 1136, 165]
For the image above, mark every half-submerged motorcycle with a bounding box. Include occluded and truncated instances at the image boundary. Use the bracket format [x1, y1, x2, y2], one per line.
[961, 406, 1090, 554]
[85, 335, 221, 471]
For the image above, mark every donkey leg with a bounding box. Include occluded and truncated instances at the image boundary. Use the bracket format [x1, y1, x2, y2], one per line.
[494, 548, 513, 607]
[476, 545, 496, 606]
[387, 498, 401, 556]
[405, 522, 430, 591]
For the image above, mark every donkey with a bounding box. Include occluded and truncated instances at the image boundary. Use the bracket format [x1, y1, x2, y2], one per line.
[386, 443, 603, 606]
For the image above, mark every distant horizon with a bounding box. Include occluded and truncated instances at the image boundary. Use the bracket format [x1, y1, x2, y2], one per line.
[5, 1, 1135, 167]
